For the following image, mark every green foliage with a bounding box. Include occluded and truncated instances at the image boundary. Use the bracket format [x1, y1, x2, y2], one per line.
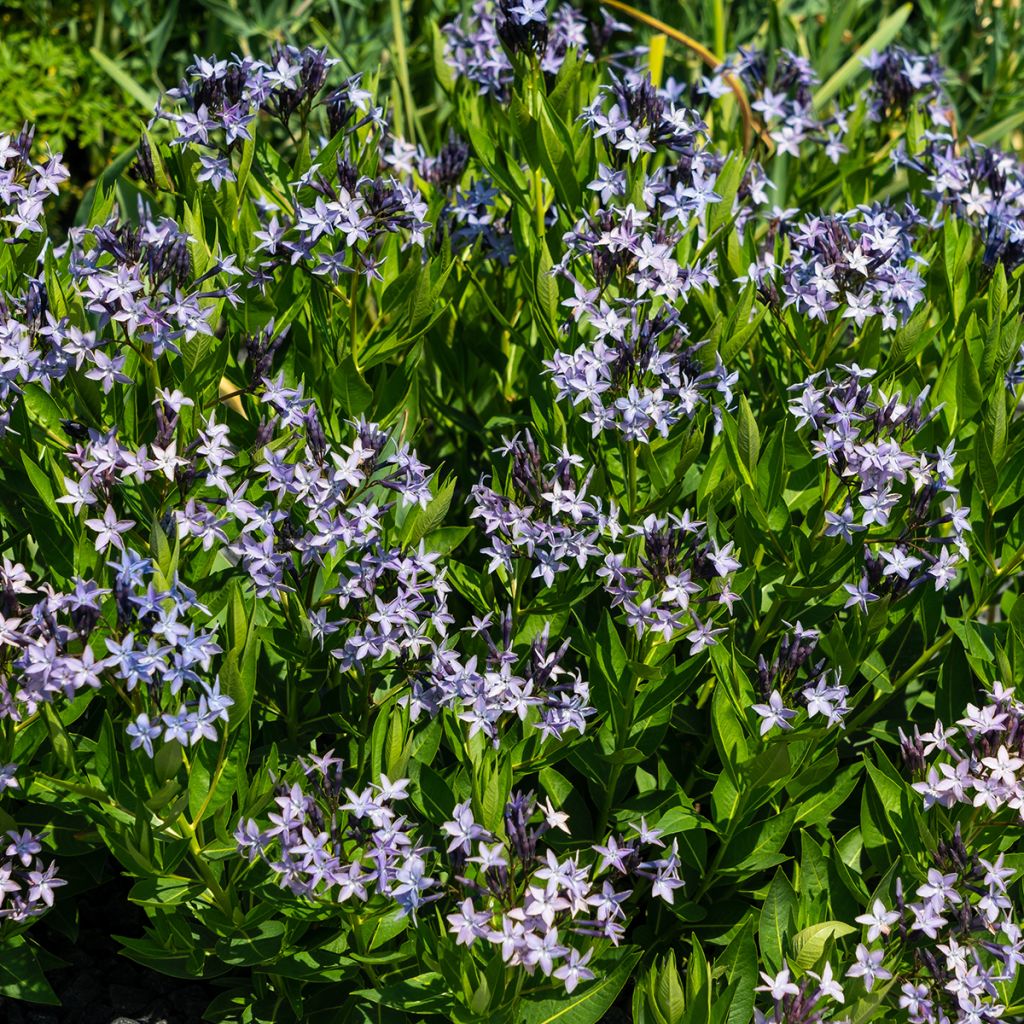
[0, 1, 1023, 1023]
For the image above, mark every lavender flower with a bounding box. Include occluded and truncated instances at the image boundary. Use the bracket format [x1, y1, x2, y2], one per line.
[788, 364, 967, 600]
[0, 826, 64, 922]
[471, 431, 740, 651]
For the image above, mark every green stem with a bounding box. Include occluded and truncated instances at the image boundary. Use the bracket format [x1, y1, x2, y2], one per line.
[286, 667, 299, 746]
[713, 0, 726, 63]
[596, 633, 650, 836]
[355, 669, 373, 777]
[176, 813, 233, 917]
[597, 765, 623, 839]
[693, 829, 732, 902]
[189, 730, 229, 829]
[349, 270, 360, 368]
[624, 441, 638, 517]
[533, 167, 546, 238]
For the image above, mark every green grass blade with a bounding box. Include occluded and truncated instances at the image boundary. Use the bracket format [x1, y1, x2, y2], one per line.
[974, 108, 1024, 145]
[90, 47, 158, 112]
[813, 4, 912, 110]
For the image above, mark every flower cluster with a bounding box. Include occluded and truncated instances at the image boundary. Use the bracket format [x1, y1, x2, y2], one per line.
[150, 51, 432, 290]
[215, 411, 433, 602]
[742, 204, 928, 329]
[236, 756, 440, 919]
[445, 793, 682, 990]
[905, 682, 1024, 821]
[584, 69, 776, 233]
[0, 128, 72, 435]
[544, 296, 735, 442]
[855, 686, 1024, 1023]
[718, 46, 849, 161]
[239, 773, 682, 994]
[0, 820, 65, 923]
[848, 831, 1021, 1024]
[471, 431, 741, 646]
[154, 47, 344, 184]
[401, 607, 594, 743]
[540, 78, 747, 441]
[52, 322, 434, 595]
[438, 176, 515, 265]
[579, 73, 713, 168]
[443, 0, 620, 101]
[756, 821, 1021, 1024]
[789, 364, 968, 603]
[251, 128, 431, 290]
[0, 548, 230, 755]
[897, 136, 1024, 274]
[753, 963, 845, 1023]
[751, 621, 848, 735]
[0, 199, 237, 442]
[0, 123, 67, 238]
[862, 46, 948, 124]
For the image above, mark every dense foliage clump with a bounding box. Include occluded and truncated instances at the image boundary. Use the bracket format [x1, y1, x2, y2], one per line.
[1, 3, 1024, 1023]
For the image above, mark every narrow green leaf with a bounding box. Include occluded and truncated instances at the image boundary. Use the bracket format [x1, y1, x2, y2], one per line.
[89, 47, 157, 110]
[520, 948, 643, 1024]
[813, 5, 912, 108]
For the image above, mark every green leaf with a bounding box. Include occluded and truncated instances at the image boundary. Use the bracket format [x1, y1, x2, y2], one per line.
[975, 107, 1024, 145]
[737, 395, 760, 476]
[758, 869, 797, 972]
[188, 718, 248, 823]
[683, 937, 711, 1024]
[219, 632, 259, 731]
[234, 131, 257, 201]
[654, 952, 685, 1024]
[864, 756, 904, 815]
[0, 936, 61, 1004]
[984, 392, 1007, 464]
[590, 609, 630, 737]
[955, 342, 984, 422]
[332, 355, 373, 415]
[520, 947, 643, 1024]
[884, 307, 938, 371]
[480, 756, 512, 833]
[973, 427, 999, 502]
[717, 916, 757, 1024]
[21, 451, 60, 516]
[351, 972, 450, 1013]
[42, 704, 77, 774]
[22, 383, 68, 439]
[797, 831, 830, 920]
[711, 680, 748, 776]
[791, 922, 855, 969]
[409, 761, 455, 822]
[400, 474, 455, 548]
[128, 876, 206, 908]
[709, 154, 744, 237]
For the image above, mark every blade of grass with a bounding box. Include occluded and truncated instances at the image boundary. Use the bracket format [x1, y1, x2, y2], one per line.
[812, 4, 912, 110]
[648, 33, 667, 88]
[389, 0, 424, 146]
[974, 108, 1024, 146]
[90, 47, 158, 111]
